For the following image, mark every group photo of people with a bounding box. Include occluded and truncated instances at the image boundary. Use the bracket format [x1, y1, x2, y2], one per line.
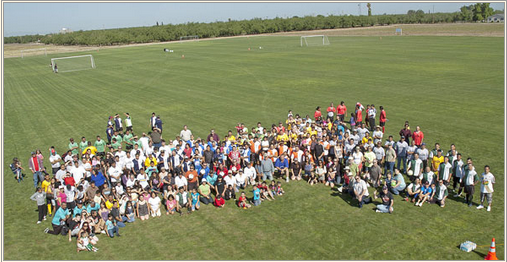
[12, 102, 496, 253]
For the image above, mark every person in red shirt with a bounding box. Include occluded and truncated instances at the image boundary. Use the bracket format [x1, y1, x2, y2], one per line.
[258, 181, 275, 200]
[326, 102, 336, 122]
[412, 126, 424, 147]
[64, 172, 76, 187]
[214, 194, 225, 208]
[237, 192, 251, 209]
[379, 106, 387, 133]
[337, 101, 347, 122]
[355, 104, 363, 126]
[314, 107, 322, 123]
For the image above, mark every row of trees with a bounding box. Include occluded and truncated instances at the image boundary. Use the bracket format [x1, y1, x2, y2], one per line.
[2, 10, 495, 45]
[458, 3, 495, 22]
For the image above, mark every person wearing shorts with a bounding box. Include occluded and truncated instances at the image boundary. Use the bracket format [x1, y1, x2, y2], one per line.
[477, 165, 495, 212]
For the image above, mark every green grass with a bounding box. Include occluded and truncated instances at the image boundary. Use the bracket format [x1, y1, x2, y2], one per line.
[4, 35, 504, 260]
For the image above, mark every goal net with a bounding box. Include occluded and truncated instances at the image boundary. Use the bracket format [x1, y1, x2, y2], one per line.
[51, 54, 96, 73]
[300, 35, 330, 47]
[179, 35, 199, 42]
[21, 48, 47, 58]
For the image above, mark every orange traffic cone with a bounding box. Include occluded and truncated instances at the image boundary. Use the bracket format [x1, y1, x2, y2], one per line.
[484, 238, 498, 260]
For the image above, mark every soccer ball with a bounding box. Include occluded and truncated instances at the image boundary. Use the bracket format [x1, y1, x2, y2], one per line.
[259, 46, 262, 49]
[200, 169, 205, 175]
[189, 174, 194, 180]
[391, 181, 397, 187]
[407, 170, 414, 176]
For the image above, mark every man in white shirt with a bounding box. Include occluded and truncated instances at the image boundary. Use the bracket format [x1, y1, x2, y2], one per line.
[477, 165, 495, 212]
[235, 170, 247, 192]
[70, 161, 86, 183]
[55, 165, 67, 185]
[180, 125, 192, 142]
[243, 162, 257, 184]
[108, 161, 123, 185]
[174, 173, 188, 191]
[224, 171, 236, 188]
[357, 123, 368, 141]
[139, 133, 150, 155]
[351, 175, 371, 208]
[137, 169, 149, 189]
[49, 149, 62, 175]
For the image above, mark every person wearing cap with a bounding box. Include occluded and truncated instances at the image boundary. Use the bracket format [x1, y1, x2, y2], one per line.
[415, 181, 433, 207]
[48, 147, 62, 175]
[394, 136, 408, 173]
[376, 186, 393, 213]
[351, 175, 372, 208]
[28, 151, 44, 188]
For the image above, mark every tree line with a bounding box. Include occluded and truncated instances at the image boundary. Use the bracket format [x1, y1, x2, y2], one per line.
[3, 7, 500, 46]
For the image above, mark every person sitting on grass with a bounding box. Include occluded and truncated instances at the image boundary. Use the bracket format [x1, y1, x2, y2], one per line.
[404, 178, 421, 203]
[258, 181, 275, 201]
[224, 184, 236, 201]
[270, 180, 277, 196]
[275, 181, 284, 196]
[136, 195, 149, 221]
[376, 186, 393, 214]
[315, 160, 327, 184]
[238, 192, 251, 209]
[252, 184, 261, 206]
[414, 181, 433, 207]
[325, 166, 336, 188]
[105, 214, 120, 238]
[165, 194, 177, 215]
[214, 194, 225, 208]
[175, 187, 191, 215]
[390, 169, 406, 195]
[77, 230, 98, 253]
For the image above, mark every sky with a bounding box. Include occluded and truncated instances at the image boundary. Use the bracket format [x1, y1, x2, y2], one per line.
[3, 2, 505, 37]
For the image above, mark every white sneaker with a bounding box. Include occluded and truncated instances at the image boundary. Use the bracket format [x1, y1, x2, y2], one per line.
[487, 206, 491, 212]
[43, 216, 47, 220]
[37, 221, 41, 224]
[101, 230, 106, 234]
[453, 194, 461, 197]
[337, 187, 343, 193]
[44, 228, 49, 233]
[375, 209, 381, 213]
[476, 205, 484, 210]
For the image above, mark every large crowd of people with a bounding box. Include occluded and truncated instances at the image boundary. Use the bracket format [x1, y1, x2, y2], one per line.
[12, 102, 496, 253]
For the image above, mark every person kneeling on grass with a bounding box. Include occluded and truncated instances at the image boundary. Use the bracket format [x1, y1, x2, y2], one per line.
[214, 194, 225, 208]
[404, 178, 421, 203]
[432, 180, 448, 208]
[376, 186, 394, 213]
[414, 181, 432, 207]
[105, 214, 120, 238]
[238, 192, 251, 209]
[351, 175, 372, 208]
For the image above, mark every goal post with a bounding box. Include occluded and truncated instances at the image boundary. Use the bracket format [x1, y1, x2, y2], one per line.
[179, 35, 199, 42]
[51, 54, 96, 73]
[300, 35, 330, 47]
[21, 48, 47, 58]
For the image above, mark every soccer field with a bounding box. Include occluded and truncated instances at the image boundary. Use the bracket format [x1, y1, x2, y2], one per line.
[3, 34, 504, 260]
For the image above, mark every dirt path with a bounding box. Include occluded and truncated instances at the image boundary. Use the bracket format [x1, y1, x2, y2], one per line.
[4, 23, 504, 58]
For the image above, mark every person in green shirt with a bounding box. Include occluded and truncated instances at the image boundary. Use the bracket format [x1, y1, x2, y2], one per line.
[123, 130, 134, 150]
[79, 137, 88, 154]
[94, 136, 107, 157]
[132, 136, 143, 149]
[112, 131, 123, 145]
[69, 138, 79, 156]
[110, 138, 121, 151]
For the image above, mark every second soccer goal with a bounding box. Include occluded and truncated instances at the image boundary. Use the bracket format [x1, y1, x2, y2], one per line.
[51, 54, 96, 73]
[300, 35, 330, 47]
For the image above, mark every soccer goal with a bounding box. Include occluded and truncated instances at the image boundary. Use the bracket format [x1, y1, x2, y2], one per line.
[179, 35, 199, 42]
[51, 54, 96, 73]
[21, 48, 47, 58]
[300, 35, 330, 47]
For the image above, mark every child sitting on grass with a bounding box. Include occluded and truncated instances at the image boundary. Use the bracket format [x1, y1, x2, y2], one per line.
[224, 184, 236, 201]
[237, 192, 251, 209]
[276, 182, 285, 196]
[252, 184, 261, 206]
[214, 194, 225, 208]
[190, 188, 200, 212]
[77, 231, 98, 253]
[258, 181, 275, 201]
[270, 180, 277, 196]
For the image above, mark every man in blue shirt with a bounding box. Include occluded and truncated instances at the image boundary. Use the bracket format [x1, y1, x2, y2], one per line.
[73, 200, 85, 217]
[274, 154, 290, 183]
[90, 168, 106, 189]
[45, 202, 70, 235]
[415, 181, 433, 207]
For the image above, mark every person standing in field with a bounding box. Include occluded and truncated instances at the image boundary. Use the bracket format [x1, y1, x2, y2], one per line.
[368, 104, 376, 132]
[314, 107, 322, 124]
[326, 102, 336, 123]
[124, 113, 133, 132]
[336, 101, 347, 122]
[155, 116, 163, 133]
[477, 165, 495, 212]
[399, 124, 411, 144]
[114, 114, 123, 133]
[378, 106, 386, 133]
[463, 163, 479, 207]
[29, 151, 44, 188]
[412, 126, 424, 147]
[180, 125, 192, 142]
[355, 104, 363, 127]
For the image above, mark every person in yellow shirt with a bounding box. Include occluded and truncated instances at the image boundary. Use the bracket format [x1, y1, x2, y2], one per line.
[277, 131, 289, 143]
[82, 141, 98, 155]
[431, 150, 444, 175]
[41, 174, 53, 215]
[361, 131, 371, 145]
[145, 155, 158, 168]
